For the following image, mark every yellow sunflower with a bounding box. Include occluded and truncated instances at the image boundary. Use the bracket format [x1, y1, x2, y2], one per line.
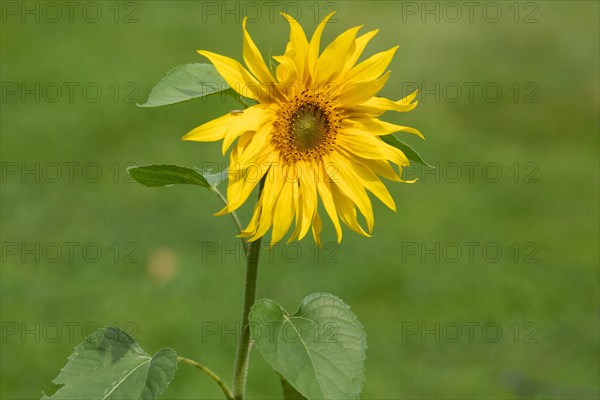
[183, 12, 422, 245]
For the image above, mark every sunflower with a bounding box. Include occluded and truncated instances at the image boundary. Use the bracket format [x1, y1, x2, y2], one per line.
[183, 12, 422, 245]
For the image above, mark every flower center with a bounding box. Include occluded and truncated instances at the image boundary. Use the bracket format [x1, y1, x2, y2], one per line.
[273, 90, 341, 164]
[291, 104, 329, 150]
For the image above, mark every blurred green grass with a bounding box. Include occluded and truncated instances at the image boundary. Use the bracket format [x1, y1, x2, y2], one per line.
[1, 1, 598, 399]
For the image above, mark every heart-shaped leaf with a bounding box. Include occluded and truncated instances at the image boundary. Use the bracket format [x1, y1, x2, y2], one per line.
[280, 375, 308, 400]
[42, 327, 177, 400]
[249, 293, 366, 400]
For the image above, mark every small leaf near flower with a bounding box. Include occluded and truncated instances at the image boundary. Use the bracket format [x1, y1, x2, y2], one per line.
[381, 134, 432, 167]
[138, 63, 239, 107]
[127, 164, 225, 189]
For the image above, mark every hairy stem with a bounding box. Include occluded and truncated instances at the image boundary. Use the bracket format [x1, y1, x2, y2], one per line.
[212, 187, 247, 255]
[231, 180, 264, 400]
[231, 237, 262, 399]
[177, 356, 234, 400]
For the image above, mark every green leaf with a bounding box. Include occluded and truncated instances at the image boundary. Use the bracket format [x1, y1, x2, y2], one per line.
[42, 327, 177, 400]
[126, 164, 214, 189]
[138, 63, 237, 107]
[280, 375, 307, 400]
[249, 293, 367, 400]
[381, 134, 432, 167]
[203, 168, 228, 188]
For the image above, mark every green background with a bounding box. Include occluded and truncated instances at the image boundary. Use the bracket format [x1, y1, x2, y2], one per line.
[1, 1, 598, 399]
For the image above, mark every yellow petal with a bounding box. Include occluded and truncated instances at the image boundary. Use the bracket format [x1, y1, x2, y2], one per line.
[280, 13, 309, 80]
[273, 54, 297, 86]
[221, 104, 273, 154]
[242, 17, 277, 86]
[314, 25, 362, 84]
[316, 170, 343, 242]
[354, 91, 419, 115]
[344, 29, 378, 69]
[287, 193, 304, 243]
[330, 184, 370, 236]
[241, 201, 263, 238]
[233, 123, 275, 168]
[344, 116, 424, 139]
[337, 148, 396, 211]
[337, 129, 409, 167]
[311, 212, 323, 246]
[216, 170, 261, 215]
[326, 153, 374, 232]
[236, 130, 255, 153]
[271, 180, 296, 243]
[307, 12, 335, 78]
[245, 167, 282, 241]
[339, 71, 390, 107]
[182, 113, 236, 142]
[359, 158, 402, 182]
[296, 162, 318, 240]
[223, 150, 278, 215]
[343, 46, 398, 84]
[197, 50, 271, 102]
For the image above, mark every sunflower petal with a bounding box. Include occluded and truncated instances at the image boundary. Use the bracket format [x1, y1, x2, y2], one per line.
[182, 113, 236, 142]
[316, 171, 343, 242]
[339, 71, 390, 107]
[330, 184, 370, 236]
[242, 17, 277, 86]
[337, 129, 409, 167]
[344, 116, 424, 138]
[355, 91, 419, 115]
[273, 54, 298, 87]
[344, 46, 398, 84]
[280, 13, 309, 80]
[311, 212, 323, 246]
[271, 179, 296, 243]
[296, 162, 318, 239]
[233, 123, 275, 168]
[307, 12, 335, 77]
[337, 148, 396, 211]
[198, 50, 271, 102]
[245, 167, 282, 241]
[221, 105, 273, 154]
[314, 25, 362, 84]
[326, 153, 374, 232]
[345, 29, 378, 68]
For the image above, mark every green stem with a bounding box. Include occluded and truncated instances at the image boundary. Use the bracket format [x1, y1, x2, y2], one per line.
[212, 187, 247, 255]
[177, 356, 234, 400]
[231, 181, 264, 400]
[231, 237, 262, 399]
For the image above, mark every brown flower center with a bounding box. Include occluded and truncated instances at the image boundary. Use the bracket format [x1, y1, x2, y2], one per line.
[272, 90, 341, 164]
